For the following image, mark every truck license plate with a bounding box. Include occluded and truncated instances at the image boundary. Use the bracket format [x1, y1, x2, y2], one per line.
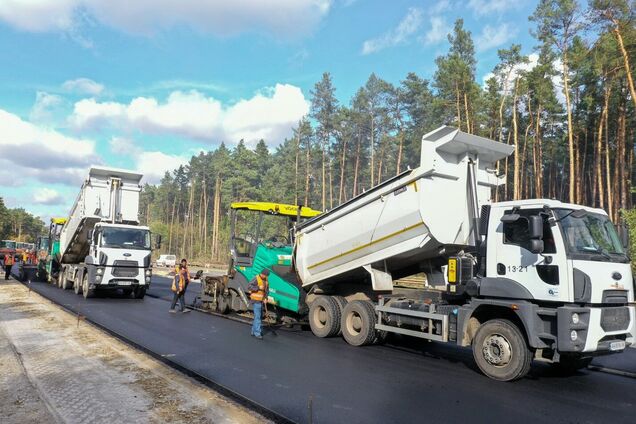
[118, 281, 132, 286]
[610, 341, 625, 351]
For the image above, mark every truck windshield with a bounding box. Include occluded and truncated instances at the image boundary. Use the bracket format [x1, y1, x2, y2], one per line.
[555, 209, 627, 262]
[1, 240, 16, 249]
[100, 228, 150, 250]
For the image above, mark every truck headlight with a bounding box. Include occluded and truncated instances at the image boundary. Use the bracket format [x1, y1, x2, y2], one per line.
[572, 313, 579, 325]
[96, 275, 102, 282]
[96, 268, 103, 275]
[145, 269, 152, 276]
[570, 330, 578, 341]
[145, 276, 151, 283]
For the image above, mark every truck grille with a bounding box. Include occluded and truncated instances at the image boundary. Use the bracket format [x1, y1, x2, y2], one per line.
[600, 307, 630, 332]
[112, 260, 139, 278]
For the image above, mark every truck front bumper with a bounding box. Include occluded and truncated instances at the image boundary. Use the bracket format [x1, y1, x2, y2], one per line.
[557, 305, 635, 354]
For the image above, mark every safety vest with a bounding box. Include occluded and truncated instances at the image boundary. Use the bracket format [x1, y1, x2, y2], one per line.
[4, 255, 14, 266]
[250, 275, 268, 302]
[171, 266, 188, 292]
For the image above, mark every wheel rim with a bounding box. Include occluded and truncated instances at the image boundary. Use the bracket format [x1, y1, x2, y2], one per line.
[482, 333, 512, 367]
[346, 310, 363, 336]
[313, 305, 327, 329]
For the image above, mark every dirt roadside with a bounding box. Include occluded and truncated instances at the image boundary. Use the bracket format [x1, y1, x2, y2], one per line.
[0, 279, 269, 424]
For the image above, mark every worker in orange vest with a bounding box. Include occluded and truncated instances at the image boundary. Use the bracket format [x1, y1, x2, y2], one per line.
[169, 259, 191, 313]
[247, 268, 269, 339]
[3, 253, 14, 280]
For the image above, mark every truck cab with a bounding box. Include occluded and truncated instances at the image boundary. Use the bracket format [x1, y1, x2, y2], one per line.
[84, 223, 153, 297]
[476, 200, 634, 356]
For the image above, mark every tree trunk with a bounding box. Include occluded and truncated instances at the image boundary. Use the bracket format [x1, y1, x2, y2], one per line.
[338, 137, 348, 204]
[612, 23, 636, 111]
[534, 106, 543, 198]
[562, 53, 576, 203]
[321, 142, 326, 211]
[512, 78, 520, 200]
[396, 127, 404, 176]
[294, 132, 300, 205]
[305, 136, 311, 206]
[370, 115, 375, 187]
[353, 134, 361, 198]
[463, 91, 471, 134]
[605, 104, 613, 222]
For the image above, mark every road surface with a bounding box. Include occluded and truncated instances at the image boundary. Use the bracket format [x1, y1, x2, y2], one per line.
[17, 275, 636, 424]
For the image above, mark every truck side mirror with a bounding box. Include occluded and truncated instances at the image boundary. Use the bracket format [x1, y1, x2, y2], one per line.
[528, 215, 543, 240]
[501, 214, 520, 223]
[529, 239, 544, 254]
[155, 234, 162, 249]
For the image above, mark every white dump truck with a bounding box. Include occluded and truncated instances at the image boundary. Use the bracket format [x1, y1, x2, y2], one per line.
[291, 126, 635, 381]
[56, 167, 155, 299]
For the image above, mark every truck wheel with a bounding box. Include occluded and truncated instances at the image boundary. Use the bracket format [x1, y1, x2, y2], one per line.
[133, 286, 146, 299]
[341, 300, 377, 346]
[472, 319, 532, 381]
[217, 293, 231, 314]
[73, 273, 83, 295]
[82, 273, 95, 299]
[309, 296, 341, 338]
[57, 268, 65, 288]
[331, 296, 348, 336]
[552, 355, 592, 376]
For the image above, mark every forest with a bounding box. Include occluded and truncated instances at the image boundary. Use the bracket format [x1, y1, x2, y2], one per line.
[139, 0, 636, 264]
[0, 197, 45, 243]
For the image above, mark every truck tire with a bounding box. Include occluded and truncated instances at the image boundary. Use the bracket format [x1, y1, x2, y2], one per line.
[133, 286, 146, 299]
[73, 273, 83, 295]
[552, 355, 592, 376]
[57, 267, 65, 288]
[341, 300, 377, 346]
[217, 293, 231, 314]
[82, 273, 95, 299]
[331, 296, 348, 336]
[309, 296, 341, 338]
[63, 276, 73, 290]
[472, 319, 532, 381]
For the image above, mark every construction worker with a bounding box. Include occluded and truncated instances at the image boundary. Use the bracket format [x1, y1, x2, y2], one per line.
[3, 253, 14, 280]
[169, 259, 191, 313]
[22, 250, 28, 264]
[247, 268, 269, 339]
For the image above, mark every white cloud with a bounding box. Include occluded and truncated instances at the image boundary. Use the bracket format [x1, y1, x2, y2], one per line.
[0, 0, 332, 38]
[421, 16, 448, 45]
[468, 0, 514, 16]
[109, 137, 142, 156]
[62, 78, 105, 96]
[136, 151, 189, 184]
[482, 53, 540, 89]
[361, 8, 423, 55]
[29, 91, 64, 124]
[70, 84, 309, 146]
[475, 24, 518, 52]
[0, 109, 99, 186]
[0, 0, 77, 32]
[33, 188, 65, 205]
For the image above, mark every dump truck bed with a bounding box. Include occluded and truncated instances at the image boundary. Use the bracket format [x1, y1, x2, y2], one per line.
[294, 126, 514, 289]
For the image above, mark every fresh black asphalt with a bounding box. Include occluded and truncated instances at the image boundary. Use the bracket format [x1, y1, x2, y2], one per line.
[15, 275, 636, 424]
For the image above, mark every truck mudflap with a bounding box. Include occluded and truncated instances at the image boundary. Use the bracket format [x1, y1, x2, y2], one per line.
[457, 299, 556, 349]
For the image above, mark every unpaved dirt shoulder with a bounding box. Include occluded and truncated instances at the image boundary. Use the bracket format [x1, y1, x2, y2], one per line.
[0, 280, 268, 424]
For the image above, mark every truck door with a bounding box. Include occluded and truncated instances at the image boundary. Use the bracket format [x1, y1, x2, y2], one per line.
[488, 208, 570, 302]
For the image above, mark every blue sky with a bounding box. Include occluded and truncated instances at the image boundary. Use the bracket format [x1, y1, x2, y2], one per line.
[0, 0, 539, 220]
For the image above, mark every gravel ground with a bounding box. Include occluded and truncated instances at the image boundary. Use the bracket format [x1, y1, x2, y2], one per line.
[0, 278, 268, 424]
